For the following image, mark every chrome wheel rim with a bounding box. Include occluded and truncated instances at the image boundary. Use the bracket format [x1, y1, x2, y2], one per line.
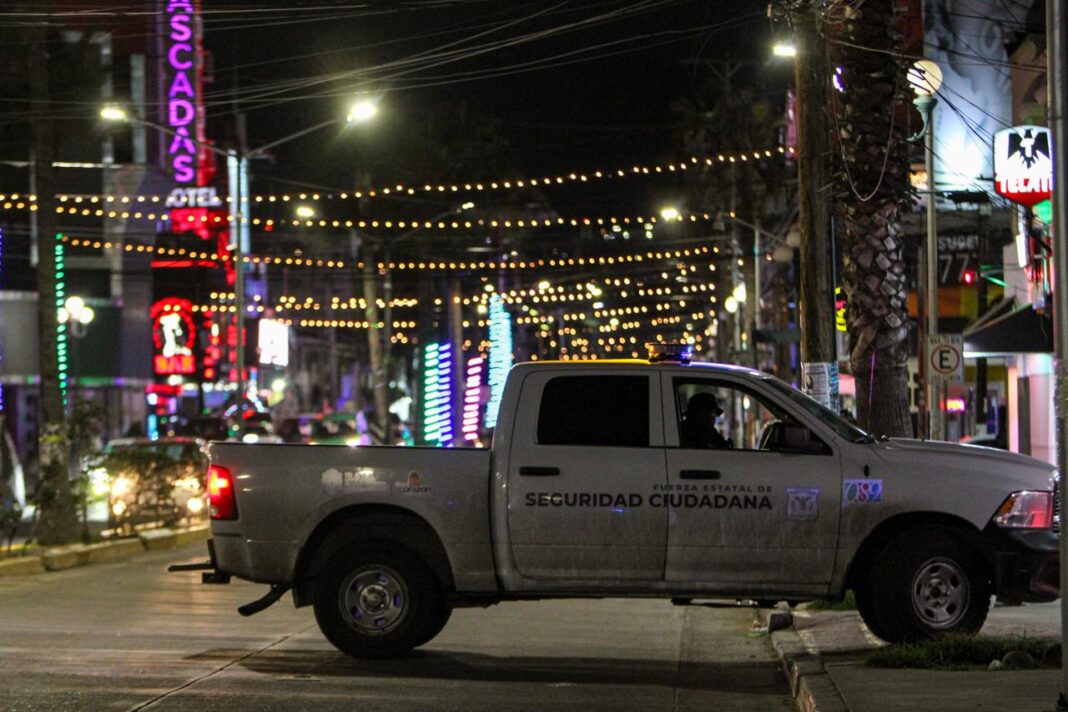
[339, 565, 409, 635]
[911, 557, 969, 629]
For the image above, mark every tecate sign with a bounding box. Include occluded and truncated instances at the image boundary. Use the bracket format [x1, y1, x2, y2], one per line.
[993, 125, 1052, 207]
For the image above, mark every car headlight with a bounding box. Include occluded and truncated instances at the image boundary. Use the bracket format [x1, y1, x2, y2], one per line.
[110, 476, 132, 498]
[993, 491, 1054, 529]
[173, 476, 200, 492]
[186, 497, 205, 514]
[89, 468, 110, 497]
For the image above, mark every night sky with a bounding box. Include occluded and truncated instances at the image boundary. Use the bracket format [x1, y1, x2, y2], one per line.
[201, 1, 779, 214]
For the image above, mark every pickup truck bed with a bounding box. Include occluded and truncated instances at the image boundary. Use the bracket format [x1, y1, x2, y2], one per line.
[209, 443, 498, 593]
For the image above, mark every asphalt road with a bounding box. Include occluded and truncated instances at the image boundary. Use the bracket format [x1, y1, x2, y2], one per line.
[0, 543, 794, 712]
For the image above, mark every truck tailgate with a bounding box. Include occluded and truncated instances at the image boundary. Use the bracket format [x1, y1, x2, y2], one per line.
[207, 442, 496, 591]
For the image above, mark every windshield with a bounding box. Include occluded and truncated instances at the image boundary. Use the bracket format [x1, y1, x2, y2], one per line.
[763, 377, 869, 442]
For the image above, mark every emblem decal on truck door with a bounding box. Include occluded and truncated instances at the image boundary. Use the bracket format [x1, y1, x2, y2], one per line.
[786, 488, 820, 520]
[843, 479, 882, 504]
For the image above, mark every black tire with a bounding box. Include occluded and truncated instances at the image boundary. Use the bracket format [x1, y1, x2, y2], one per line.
[852, 583, 890, 640]
[867, 528, 992, 643]
[313, 544, 445, 658]
[413, 605, 453, 648]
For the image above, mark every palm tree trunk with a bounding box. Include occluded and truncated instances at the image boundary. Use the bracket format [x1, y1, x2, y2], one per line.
[833, 0, 915, 437]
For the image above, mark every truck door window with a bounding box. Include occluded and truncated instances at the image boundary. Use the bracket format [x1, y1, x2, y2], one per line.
[673, 379, 828, 454]
[537, 375, 649, 447]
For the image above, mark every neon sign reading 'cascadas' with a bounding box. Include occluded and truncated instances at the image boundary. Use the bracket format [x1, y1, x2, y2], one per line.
[164, 0, 199, 184]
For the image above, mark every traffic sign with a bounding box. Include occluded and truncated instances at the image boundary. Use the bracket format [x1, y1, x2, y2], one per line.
[927, 334, 964, 384]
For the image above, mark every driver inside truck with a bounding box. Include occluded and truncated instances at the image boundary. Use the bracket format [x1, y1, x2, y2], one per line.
[679, 392, 732, 449]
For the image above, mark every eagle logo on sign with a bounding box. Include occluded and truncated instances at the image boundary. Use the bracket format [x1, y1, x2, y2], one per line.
[1006, 128, 1051, 171]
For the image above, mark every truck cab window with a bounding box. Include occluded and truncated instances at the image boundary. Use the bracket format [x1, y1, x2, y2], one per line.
[674, 379, 826, 453]
[537, 375, 649, 447]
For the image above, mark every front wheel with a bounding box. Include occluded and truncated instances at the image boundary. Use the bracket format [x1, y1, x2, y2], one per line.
[313, 544, 445, 658]
[866, 528, 992, 643]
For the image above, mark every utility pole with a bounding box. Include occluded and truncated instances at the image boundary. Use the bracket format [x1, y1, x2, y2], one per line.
[361, 241, 390, 444]
[1047, 0, 1068, 707]
[792, 3, 838, 408]
[30, 24, 78, 545]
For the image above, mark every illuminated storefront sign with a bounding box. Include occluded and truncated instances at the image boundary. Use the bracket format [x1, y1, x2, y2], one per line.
[257, 319, 289, 367]
[994, 126, 1053, 207]
[165, 186, 221, 208]
[462, 356, 484, 442]
[485, 295, 512, 428]
[161, 0, 203, 185]
[422, 342, 453, 446]
[151, 298, 196, 375]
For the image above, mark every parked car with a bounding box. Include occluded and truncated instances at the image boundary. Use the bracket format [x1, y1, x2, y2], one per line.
[91, 437, 208, 532]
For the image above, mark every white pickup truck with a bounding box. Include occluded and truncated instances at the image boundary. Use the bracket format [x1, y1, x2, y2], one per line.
[178, 349, 1059, 658]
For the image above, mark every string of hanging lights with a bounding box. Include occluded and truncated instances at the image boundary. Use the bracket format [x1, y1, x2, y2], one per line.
[0, 145, 792, 205]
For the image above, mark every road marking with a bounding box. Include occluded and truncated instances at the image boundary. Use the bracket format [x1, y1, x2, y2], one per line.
[127, 622, 318, 711]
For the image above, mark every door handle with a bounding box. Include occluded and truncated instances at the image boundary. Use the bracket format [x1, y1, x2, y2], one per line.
[519, 466, 560, 477]
[679, 469, 720, 480]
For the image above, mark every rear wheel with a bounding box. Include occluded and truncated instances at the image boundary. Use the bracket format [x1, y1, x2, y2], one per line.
[313, 544, 445, 658]
[867, 528, 991, 643]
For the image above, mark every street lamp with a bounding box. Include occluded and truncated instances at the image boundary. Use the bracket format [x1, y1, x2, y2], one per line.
[101, 101, 377, 412]
[58, 295, 94, 337]
[772, 41, 797, 58]
[909, 59, 943, 439]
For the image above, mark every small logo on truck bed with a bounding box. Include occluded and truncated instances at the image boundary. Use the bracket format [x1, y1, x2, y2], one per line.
[395, 471, 431, 494]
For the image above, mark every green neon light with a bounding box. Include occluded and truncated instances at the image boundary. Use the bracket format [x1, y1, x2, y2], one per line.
[55, 233, 68, 407]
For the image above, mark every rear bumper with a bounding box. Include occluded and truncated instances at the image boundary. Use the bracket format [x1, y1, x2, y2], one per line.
[211, 531, 298, 584]
[983, 527, 1060, 603]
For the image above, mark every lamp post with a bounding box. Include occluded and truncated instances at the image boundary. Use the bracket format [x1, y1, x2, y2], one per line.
[101, 100, 377, 412]
[908, 59, 943, 440]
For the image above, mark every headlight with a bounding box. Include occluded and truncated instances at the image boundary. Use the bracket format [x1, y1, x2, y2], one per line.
[241, 432, 260, 444]
[993, 491, 1054, 529]
[89, 468, 110, 497]
[186, 497, 205, 514]
[173, 476, 200, 492]
[111, 500, 127, 516]
[110, 476, 132, 498]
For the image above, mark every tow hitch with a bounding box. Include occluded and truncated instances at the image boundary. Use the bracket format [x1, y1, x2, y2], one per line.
[168, 538, 231, 584]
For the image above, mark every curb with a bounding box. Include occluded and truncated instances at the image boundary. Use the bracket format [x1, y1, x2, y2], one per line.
[0, 555, 46, 576]
[0, 524, 210, 576]
[766, 611, 850, 712]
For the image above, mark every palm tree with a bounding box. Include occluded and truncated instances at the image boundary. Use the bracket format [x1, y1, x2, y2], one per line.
[830, 0, 914, 436]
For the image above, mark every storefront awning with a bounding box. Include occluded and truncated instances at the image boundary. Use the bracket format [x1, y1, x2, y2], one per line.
[963, 299, 1053, 356]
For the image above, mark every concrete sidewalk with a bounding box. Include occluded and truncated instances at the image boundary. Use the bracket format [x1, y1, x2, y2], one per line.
[0, 523, 210, 575]
[770, 604, 1063, 712]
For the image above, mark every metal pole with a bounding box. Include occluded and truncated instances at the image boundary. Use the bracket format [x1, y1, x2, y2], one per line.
[232, 152, 246, 412]
[1047, 0, 1068, 707]
[753, 223, 761, 369]
[924, 97, 942, 440]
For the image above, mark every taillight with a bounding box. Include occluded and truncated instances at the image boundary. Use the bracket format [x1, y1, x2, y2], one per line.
[993, 491, 1054, 529]
[206, 465, 238, 520]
